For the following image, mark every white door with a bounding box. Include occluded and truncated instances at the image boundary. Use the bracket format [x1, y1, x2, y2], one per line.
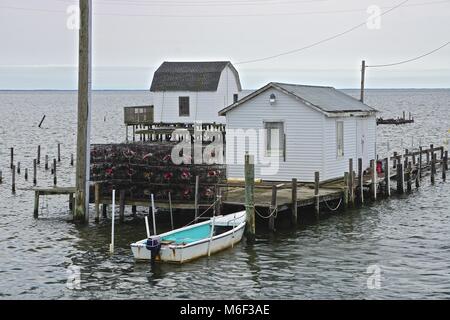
[357, 119, 369, 168]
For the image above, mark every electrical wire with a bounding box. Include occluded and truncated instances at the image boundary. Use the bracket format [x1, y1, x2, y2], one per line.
[235, 0, 411, 65]
[366, 41, 450, 68]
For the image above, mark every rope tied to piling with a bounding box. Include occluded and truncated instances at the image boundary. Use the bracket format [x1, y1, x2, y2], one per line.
[323, 198, 343, 212]
[254, 206, 278, 220]
[182, 198, 221, 228]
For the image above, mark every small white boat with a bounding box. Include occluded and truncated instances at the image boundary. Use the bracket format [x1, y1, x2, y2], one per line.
[131, 211, 247, 263]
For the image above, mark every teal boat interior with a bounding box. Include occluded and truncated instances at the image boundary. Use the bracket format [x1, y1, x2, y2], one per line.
[161, 224, 234, 245]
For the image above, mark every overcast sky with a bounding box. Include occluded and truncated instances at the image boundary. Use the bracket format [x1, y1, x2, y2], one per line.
[0, 0, 449, 89]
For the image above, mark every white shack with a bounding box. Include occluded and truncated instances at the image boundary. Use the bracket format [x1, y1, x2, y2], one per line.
[150, 61, 243, 124]
[219, 82, 378, 182]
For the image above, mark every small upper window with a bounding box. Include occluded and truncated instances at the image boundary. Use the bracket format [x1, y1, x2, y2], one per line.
[336, 121, 344, 158]
[233, 94, 239, 104]
[179, 97, 190, 117]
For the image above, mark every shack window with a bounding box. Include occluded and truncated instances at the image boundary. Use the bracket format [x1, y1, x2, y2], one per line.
[336, 121, 344, 157]
[265, 122, 285, 159]
[179, 97, 190, 117]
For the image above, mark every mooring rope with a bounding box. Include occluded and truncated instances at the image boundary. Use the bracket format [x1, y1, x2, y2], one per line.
[254, 206, 278, 220]
[323, 198, 343, 212]
[182, 198, 221, 228]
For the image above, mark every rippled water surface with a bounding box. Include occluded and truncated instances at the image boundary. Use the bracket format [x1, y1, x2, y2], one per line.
[0, 89, 450, 299]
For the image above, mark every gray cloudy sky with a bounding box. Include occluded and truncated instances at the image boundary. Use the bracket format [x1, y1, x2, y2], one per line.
[0, 0, 449, 89]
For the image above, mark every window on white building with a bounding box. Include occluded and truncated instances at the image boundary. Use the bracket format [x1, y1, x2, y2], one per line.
[265, 122, 285, 160]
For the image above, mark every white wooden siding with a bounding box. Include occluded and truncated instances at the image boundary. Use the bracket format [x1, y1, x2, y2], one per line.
[226, 88, 325, 182]
[152, 66, 240, 124]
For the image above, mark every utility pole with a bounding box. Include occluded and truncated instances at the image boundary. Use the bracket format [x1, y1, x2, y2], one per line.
[74, 0, 92, 224]
[360, 60, 366, 103]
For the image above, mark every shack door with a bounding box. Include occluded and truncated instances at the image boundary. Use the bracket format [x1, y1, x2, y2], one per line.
[357, 118, 369, 168]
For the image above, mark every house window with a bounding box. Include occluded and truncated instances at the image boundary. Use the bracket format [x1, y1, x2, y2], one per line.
[336, 121, 344, 157]
[265, 122, 285, 159]
[233, 94, 239, 104]
[179, 97, 190, 117]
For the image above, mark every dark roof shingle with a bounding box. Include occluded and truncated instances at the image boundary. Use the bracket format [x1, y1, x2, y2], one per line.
[150, 61, 241, 92]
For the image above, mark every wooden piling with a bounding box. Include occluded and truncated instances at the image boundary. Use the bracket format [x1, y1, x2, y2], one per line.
[53, 159, 57, 186]
[358, 158, 364, 204]
[45, 155, 49, 170]
[33, 159, 37, 186]
[17, 162, 20, 175]
[119, 190, 125, 223]
[431, 153, 436, 185]
[37, 145, 41, 165]
[370, 160, 377, 200]
[193, 176, 200, 220]
[384, 157, 391, 197]
[10, 147, 14, 169]
[343, 172, 349, 208]
[348, 159, 355, 206]
[314, 171, 320, 219]
[71, 154, 74, 166]
[245, 154, 256, 242]
[0, 170, 2, 184]
[102, 204, 108, 219]
[58, 143, 61, 162]
[34, 191, 39, 218]
[291, 178, 298, 225]
[95, 183, 100, 222]
[406, 162, 412, 192]
[393, 152, 398, 168]
[269, 185, 277, 232]
[12, 165, 16, 193]
[169, 192, 174, 230]
[397, 162, 404, 194]
[25, 168, 28, 181]
[419, 147, 423, 179]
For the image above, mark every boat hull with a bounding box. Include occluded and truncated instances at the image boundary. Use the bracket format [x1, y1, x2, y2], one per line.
[131, 213, 246, 263]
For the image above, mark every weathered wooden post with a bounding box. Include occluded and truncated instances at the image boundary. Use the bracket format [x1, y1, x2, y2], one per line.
[0, 170, 3, 184]
[194, 176, 200, 220]
[34, 191, 40, 218]
[245, 154, 256, 242]
[33, 159, 37, 186]
[419, 147, 423, 179]
[431, 153, 436, 185]
[12, 165, 16, 193]
[45, 155, 49, 170]
[291, 178, 298, 225]
[74, 0, 93, 224]
[360, 60, 366, 103]
[17, 162, 21, 175]
[102, 204, 108, 219]
[397, 162, 404, 194]
[95, 183, 100, 223]
[25, 168, 28, 181]
[358, 158, 364, 204]
[53, 159, 57, 186]
[343, 172, 349, 208]
[37, 145, 41, 165]
[370, 160, 377, 200]
[169, 192, 174, 230]
[269, 185, 277, 232]
[71, 154, 74, 166]
[10, 147, 14, 169]
[314, 171, 320, 219]
[393, 152, 398, 168]
[58, 143, 61, 162]
[384, 157, 391, 197]
[442, 153, 447, 182]
[348, 159, 355, 206]
[406, 162, 412, 192]
[119, 190, 126, 223]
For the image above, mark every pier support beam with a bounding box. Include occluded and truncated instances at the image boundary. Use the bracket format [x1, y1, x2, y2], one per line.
[358, 158, 364, 204]
[314, 172, 320, 219]
[245, 154, 255, 242]
[384, 157, 391, 197]
[370, 160, 377, 200]
[291, 178, 298, 225]
[269, 185, 277, 232]
[397, 162, 404, 194]
[95, 183, 100, 222]
[119, 190, 126, 223]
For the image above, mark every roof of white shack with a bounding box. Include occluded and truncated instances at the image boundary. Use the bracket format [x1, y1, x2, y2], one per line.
[219, 82, 378, 117]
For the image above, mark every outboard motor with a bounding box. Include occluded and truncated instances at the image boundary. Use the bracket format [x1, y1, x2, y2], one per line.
[146, 236, 161, 263]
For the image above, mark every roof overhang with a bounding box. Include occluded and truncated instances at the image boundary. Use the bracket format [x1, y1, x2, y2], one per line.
[219, 82, 378, 117]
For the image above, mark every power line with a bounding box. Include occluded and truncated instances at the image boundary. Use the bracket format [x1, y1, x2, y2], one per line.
[235, 0, 411, 65]
[366, 41, 450, 68]
[1, 0, 448, 18]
